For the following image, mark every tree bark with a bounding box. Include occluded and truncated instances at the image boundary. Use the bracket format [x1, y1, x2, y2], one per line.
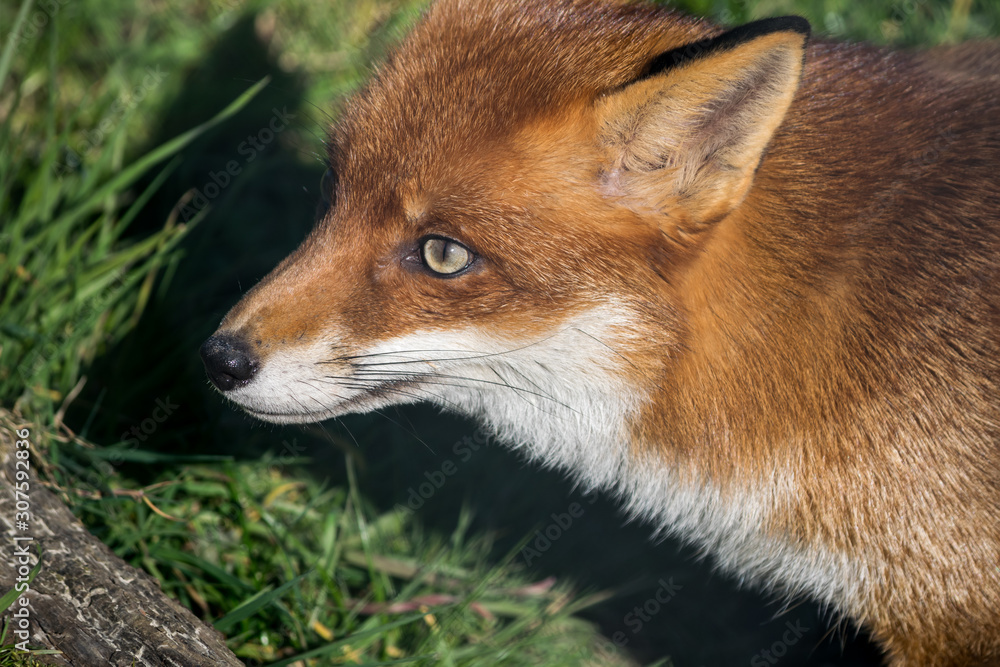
[0, 410, 243, 666]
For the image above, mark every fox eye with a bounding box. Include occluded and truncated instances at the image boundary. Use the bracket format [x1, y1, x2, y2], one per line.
[421, 237, 473, 275]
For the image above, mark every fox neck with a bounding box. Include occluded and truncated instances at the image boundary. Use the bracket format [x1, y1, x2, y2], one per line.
[396, 264, 866, 619]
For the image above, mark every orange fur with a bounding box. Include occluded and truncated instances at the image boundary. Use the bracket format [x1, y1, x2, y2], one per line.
[202, 2, 1000, 663]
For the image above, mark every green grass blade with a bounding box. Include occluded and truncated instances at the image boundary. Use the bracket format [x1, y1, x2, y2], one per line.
[0, 0, 35, 94]
[261, 614, 430, 667]
[85, 448, 232, 464]
[111, 157, 181, 242]
[214, 570, 312, 634]
[274, 658, 425, 667]
[150, 546, 254, 593]
[49, 77, 270, 234]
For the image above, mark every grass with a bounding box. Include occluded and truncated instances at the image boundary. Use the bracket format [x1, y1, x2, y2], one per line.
[1, 0, 997, 665]
[23, 418, 621, 665]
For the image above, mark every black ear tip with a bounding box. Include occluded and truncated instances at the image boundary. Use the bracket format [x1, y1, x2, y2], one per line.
[642, 13, 812, 81]
[710, 15, 811, 53]
[767, 15, 812, 38]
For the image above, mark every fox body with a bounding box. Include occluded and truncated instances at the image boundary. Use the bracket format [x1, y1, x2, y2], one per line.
[201, 1, 1000, 664]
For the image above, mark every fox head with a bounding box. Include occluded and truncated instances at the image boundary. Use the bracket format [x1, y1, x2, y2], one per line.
[200, 5, 1000, 659]
[201, 0, 809, 485]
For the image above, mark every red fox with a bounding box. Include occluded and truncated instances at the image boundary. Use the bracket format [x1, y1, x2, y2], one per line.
[200, 0, 1000, 664]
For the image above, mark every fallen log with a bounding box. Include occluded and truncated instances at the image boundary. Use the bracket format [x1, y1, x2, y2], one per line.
[0, 409, 243, 666]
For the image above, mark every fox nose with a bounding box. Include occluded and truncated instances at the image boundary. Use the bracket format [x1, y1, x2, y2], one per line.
[200, 334, 259, 391]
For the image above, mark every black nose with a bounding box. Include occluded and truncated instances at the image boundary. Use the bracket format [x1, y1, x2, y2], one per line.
[200, 334, 259, 392]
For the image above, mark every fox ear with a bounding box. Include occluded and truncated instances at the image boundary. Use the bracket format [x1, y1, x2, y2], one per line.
[596, 17, 809, 233]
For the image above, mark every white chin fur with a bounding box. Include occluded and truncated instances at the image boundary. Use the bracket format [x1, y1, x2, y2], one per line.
[240, 406, 339, 424]
[222, 337, 420, 424]
[227, 303, 643, 489]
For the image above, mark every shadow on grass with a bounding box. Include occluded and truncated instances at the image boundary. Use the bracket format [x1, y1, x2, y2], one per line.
[68, 10, 884, 667]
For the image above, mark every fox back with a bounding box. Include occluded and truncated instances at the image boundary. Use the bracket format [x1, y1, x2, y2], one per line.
[201, 1, 1000, 664]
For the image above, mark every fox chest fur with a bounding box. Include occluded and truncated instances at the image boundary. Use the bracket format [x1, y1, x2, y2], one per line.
[201, 1, 1000, 664]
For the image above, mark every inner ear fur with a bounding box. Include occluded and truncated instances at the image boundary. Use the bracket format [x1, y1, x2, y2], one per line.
[596, 17, 810, 232]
